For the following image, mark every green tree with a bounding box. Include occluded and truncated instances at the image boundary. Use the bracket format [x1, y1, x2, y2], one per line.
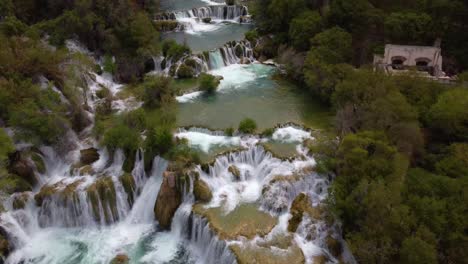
[143, 75, 173, 108]
[384, 12, 433, 44]
[198, 73, 220, 94]
[288, 11, 322, 51]
[0, 128, 14, 165]
[428, 88, 468, 141]
[400, 236, 437, 264]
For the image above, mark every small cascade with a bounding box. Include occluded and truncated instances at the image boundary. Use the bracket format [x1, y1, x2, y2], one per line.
[173, 5, 248, 22]
[205, 40, 255, 70]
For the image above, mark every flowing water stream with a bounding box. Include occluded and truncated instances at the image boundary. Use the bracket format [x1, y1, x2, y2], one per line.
[1, 1, 351, 263]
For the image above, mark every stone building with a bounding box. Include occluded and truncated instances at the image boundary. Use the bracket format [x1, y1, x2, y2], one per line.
[374, 42, 452, 82]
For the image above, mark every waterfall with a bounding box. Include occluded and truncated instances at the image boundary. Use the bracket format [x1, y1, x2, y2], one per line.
[205, 40, 255, 70]
[173, 5, 248, 21]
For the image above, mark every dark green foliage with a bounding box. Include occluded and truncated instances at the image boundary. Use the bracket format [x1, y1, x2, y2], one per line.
[176, 64, 194, 79]
[224, 127, 234, 136]
[288, 11, 322, 51]
[144, 126, 174, 170]
[198, 73, 220, 94]
[102, 125, 140, 153]
[428, 88, 468, 141]
[261, 128, 274, 137]
[162, 39, 190, 61]
[400, 236, 437, 264]
[244, 30, 258, 42]
[238, 118, 257, 134]
[384, 12, 433, 44]
[142, 75, 173, 108]
[0, 129, 14, 166]
[103, 55, 116, 74]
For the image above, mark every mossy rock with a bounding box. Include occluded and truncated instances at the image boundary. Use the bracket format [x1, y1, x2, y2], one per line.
[230, 241, 304, 264]
[80, 148, 100, 165]
[202, 17, 212, 23]
[234, 45, 244, 58]
[34, 184, 59, 206]
[0, 227, 11, 260]
[228, 165, 241, 180]
[288, 193, 321, 233]
[34, 179, 85, 206]
[0, 173, 32, 194]
[312, 255, 328, 264]
[193, 203, 277, 240]
[184, 58, 198, 68]
[177, 64, 195, 79]
[154, 171, 182, 229]
[154, 20, 179, 31]
[110, 254, 129, 264]
[193, 178, 212, 203]
[119, 173, 136, 206]
[87, 177, 118, 224]
[12, 192, 30, 210]
[30, 152, 46, 174]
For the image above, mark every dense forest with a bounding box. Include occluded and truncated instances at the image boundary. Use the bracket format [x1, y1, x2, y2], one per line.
[249, 0, 468, 263]
[0, 0, 467, 263]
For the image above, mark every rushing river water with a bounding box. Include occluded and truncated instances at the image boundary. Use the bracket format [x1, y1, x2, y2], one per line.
[1, 1, 350, 263]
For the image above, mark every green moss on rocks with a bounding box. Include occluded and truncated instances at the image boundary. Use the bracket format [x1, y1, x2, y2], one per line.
[193, 177, 212, 203]
[119, 173, 136, 206]
[154, 171, 182, 229]
[87, 177, 118, 224]
[230, 242, 305, 264]
[12, 192, 29, 210]
[288, 193, 322, 233]
[80, 148, 100, 165]
[326, 235, 343, 257]
[30, 152, 46, 174]
[193, 203, 277, 240]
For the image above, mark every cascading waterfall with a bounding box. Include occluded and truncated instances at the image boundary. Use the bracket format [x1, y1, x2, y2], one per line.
[170, 5, 248, 22]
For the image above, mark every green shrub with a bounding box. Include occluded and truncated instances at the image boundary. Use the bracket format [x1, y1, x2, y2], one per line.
[167, 141, 201, 169]
[0, 128, 14, 165]
[245, 30, 259, 42]
[103, 55, 116, 74]
[145, 127, 174, 156]
[225, 127, 235, 136]
[123, 108, 146, 130]
[162, 39, 190, 61]
[143, 75, 173, 108]
[225, 0, 236, 5]
[238, 118, 257, 134]
[261, 128, 275, 137]
[199, 73, 220, 94]
[177, 64, 195, 79]
[184, 58, 198, 68]
[102, 125, 140, 152]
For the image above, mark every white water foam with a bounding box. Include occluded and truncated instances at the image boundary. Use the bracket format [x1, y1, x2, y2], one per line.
[175, 131, 242, 152]
[272, 126, 312, 143]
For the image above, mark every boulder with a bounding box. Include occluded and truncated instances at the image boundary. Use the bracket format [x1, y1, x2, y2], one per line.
[110, 254, 129, 264]
[326, 235, 343, 257]
[80, 148, 100, 165]
[202, 17, 212, 23]
[228, 165, 241, 180]
[144, 58, 155, 73]
[235, 45, 244, 58]
[12, 192, 30, 210]
[8, 151, 38, 186]
[288, 194, 307, 233]
[193, 178, 212, 203]
[154, 171, 182, 230]
[0, 227, 11, 260]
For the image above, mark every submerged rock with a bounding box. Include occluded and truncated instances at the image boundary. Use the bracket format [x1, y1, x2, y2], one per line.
[110, 254, 129, 264]
[193, 177, 212, 203]
[230, 240, 305, 264]
[80, 148, 100, 165]
[154, 171, 182, 230]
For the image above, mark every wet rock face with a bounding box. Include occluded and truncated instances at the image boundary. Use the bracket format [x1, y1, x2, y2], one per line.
[193, 178, 212, 203]
[0, 226, 11, 261]
[154, 171, 182, 230]
[8, 151, 38, 186]
[288, 193, 321, 233]
[228, 165, 241, 180]
[202, 17, 212, 23]
[80, 148, 100, 165]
